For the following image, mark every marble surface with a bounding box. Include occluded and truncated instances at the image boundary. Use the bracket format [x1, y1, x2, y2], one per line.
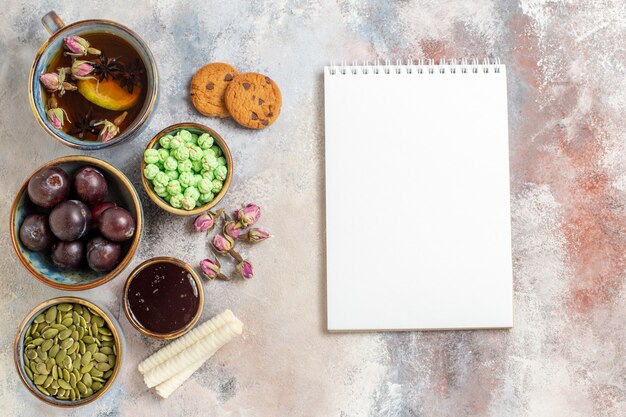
[1, 1, 624, 416]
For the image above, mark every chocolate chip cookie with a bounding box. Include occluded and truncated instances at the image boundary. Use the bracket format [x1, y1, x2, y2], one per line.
[224, 72, 282, 129]
[190, 63, 239, 118]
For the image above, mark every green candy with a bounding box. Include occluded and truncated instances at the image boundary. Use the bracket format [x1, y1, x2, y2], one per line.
[177, 159, 193, 173]
[169, 136, 183, 150]
[201, 154, 218, 170]
[159, 135, 173, 149]
[203, 148, 216, 159]
[154, 185, 168, 198]
[211, 179, 223, 193]
[163, 156, 178, 171]
[181, 196, 195, 211]
[143, 164, 159, 180]
[173, 146, 190, 161]
[178, 129, 193, 142]
[157, 148, 170, 163]
[198, 178, 213, 194]
[199, 192, 214, 203]
[191, 160, 203, 173]
[216, 156, 226, 166]
[189, 146, 203, 161]
[191, 174, 203, 187]
[165, 170, 179, 180]
[201, 169, 214, 181]
[153, 172, 169, 188]
[179, 172, 193, 188]
[143, 149, 159, 164]
[184, 186, 200, 201]
[166, 180, 182, 196]
[190, 134, 199, 144]
[197, 133, 214, 149]
[169, 193, 184, 208]
[214, 165, 228, 181]
[210, 145, 223, 157]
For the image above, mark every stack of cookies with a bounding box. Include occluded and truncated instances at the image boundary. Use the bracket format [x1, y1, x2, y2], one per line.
[190, 63, 282, 129]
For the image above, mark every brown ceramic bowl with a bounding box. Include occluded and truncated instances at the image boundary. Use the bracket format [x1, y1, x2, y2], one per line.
[141, 122, 233, 216]
[10, 155, 143, 290]
[14, 297, 124, 407]
[123, 257, 204, 339]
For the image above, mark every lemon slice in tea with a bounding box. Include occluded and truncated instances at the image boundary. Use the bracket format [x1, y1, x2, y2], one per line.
[78, 78, 141, 111]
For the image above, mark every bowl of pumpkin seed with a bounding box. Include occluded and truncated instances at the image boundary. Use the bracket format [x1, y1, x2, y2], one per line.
[14, 297, 123, 407]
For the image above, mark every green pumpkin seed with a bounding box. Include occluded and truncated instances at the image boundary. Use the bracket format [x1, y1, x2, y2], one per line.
[103, 370, 113, 379]
[100, 335, 112, 342]
[38, 348, 48, 361]
[48, 386, 58, 396]
[25, 349, 37, 360]
[51, 323, 67, 331]
[83, 336, 96, 344]
[69, 372, 77, 388]
[63, 356, 73, 370]
[34, 313, 45, 323]
[33, 374, 47, 385]
[93, 352, 107, 363]
[91, 376, 105, 383]
[92, 381, 103, 391]
[25, 367, 34, 380]
[60, 338, 74, 350]
[87, 343, 98, 355]
[72, 311, 80, 324]
[90, 368, 103, 377]
[78, 326, 85, 340]
[71, 329, 79, 341]
[83, 309, 91, 322]
[95, 362, 111, 372]
[44, 306, 57, 323]
[78, 340, 86, 355]
[79, 316, 87, 328]
[80, 362, 94, 374]
[57, 303, 73, 312]
[101, 340, 114, 348]
[99, 347, 113, 355]
[41, 339, 53, 352]
[51, 380, 60, 390]
[82, 372, 92, 387]
[32, 337, 44, 346]
[49, 344, 60, 358]
[76, 380, 87, 395]
[69, 387, 77, 401]
[61, 317, 73, 327]
[62, 368, 70, 382]
[90, 322, 98, 336]
[25, 336, 33, 344]
[52, 365, 58, 380]
[98, 327, 112, 336]
[36, 385, 50, 396]
[42, 328, 59, 339]
[75, 304, 84, 314]
[58, 329, 72, 340]
[35, 363, 49, 375]
[58, 378, 71, 390]
[43, 375, 54, 388]
[29, 362, 37, 374]
[46, 358, 55, 371]
[81, 351, 92, 366]
[107, 355, 115, 367]
[55, 350, 67, 364]
[67, 341, 79, 355]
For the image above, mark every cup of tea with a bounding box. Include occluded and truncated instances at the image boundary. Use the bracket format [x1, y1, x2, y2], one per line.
[29, 11, 159, 150]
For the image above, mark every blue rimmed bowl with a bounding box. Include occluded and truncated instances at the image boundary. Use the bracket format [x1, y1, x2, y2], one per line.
[10, 156, 143, 290]
[28, 11, 158, 150]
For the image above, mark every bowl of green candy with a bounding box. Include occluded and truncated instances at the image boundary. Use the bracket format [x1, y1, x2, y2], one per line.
[14, 297, 123, 407]
[141, 122, 232, 215]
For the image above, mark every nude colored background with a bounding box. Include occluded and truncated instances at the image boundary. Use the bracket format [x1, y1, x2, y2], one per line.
[0, 1, 624, 416]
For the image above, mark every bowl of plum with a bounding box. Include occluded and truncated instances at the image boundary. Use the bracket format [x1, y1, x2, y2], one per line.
[10, 155, 142, 290]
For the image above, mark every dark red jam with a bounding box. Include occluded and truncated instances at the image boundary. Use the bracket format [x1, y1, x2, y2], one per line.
[127, 261, 200, 334]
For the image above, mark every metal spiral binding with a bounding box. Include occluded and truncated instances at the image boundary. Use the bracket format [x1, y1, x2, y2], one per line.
[328, 57, 502, 75]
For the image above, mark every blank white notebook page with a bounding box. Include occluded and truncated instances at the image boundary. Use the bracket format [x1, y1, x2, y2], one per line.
[324, 62, 512, 331]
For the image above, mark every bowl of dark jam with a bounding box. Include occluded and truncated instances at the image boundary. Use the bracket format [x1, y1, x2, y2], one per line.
[123, 257, 203, 339]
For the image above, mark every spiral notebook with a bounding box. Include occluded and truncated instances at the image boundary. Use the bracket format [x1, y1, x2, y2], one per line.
[324, 59, 512, 331]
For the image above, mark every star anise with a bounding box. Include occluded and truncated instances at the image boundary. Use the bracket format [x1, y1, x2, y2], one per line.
[92, 52, 123, 82]
[113, 59, 144, 94]
[68, 108, 99, 139]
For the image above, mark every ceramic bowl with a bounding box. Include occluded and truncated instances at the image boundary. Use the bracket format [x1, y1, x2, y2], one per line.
[141, 122, 233, 216]
[29, 11, 158, 150]
[10, 155, 143, 290]
[14, 297, 124, 407]
[122, 257, 204, 339]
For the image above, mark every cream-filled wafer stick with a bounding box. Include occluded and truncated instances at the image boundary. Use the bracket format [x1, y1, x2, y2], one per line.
[143, 316, 243, 388]
[155, 356, 210, 398]
[138, 309, 235, 374]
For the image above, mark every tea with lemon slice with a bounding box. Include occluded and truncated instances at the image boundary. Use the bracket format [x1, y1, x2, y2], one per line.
[42, 33, 147, 141]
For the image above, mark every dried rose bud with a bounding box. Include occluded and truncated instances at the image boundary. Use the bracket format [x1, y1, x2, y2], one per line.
[93, 111, 127, 142]
[224, 220, 242, 239]
[193, 213, 215, 232]
[247, 228, 271, 243]
[47, 107, 68, 129]
[40, 72, 61, 91]
[236, 203, 261, 227]
[199, 257, 229, 280]
[212, 233, 234, 254]
[236, 260, 254, 279]
[71, 60, 96, 80]
[63, 36, 101, 57]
